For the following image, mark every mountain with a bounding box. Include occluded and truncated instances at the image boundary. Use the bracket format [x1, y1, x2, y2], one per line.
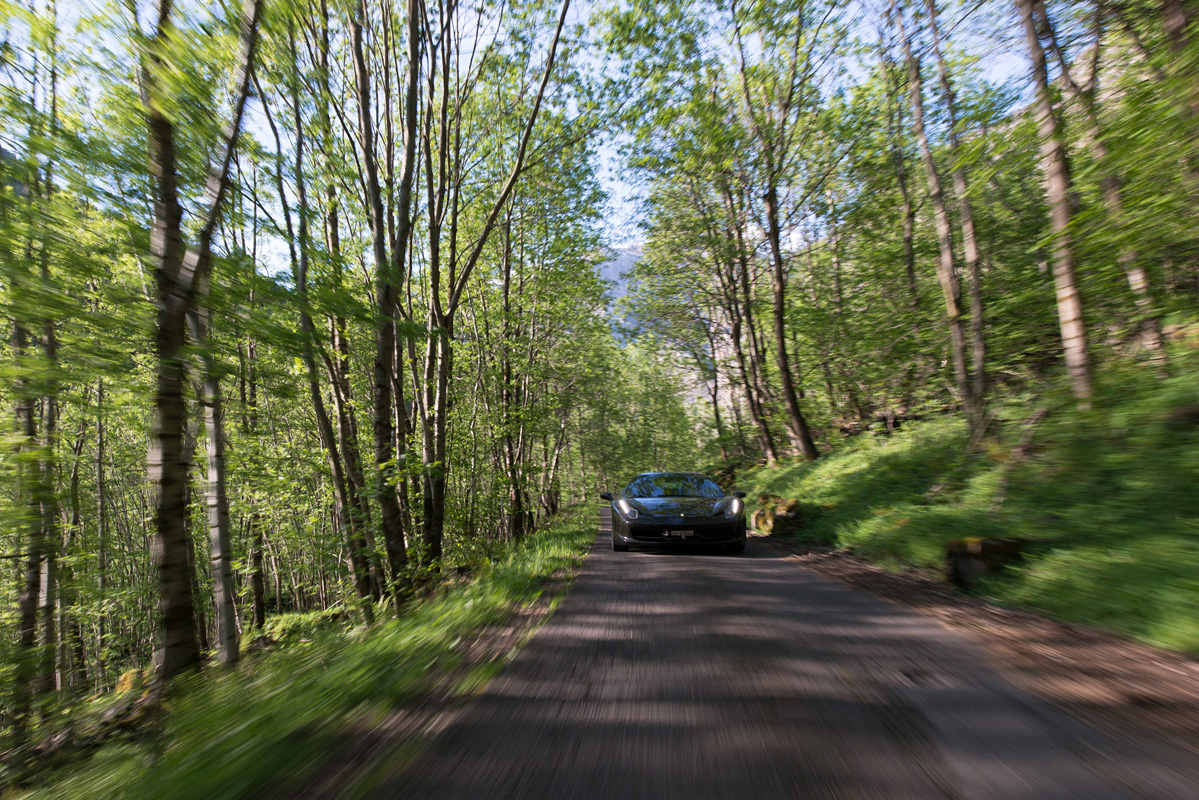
[597, 244, 641, 303]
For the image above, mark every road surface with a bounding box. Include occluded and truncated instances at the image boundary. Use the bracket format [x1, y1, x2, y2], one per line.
[370, 517, 1192, 799]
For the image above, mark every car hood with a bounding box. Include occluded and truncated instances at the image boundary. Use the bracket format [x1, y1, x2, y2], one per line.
[621, 496, 732, 518]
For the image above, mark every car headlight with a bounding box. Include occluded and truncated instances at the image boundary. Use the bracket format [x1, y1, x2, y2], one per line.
[724, 498, 742, 519]
[617, 498, 639, 519]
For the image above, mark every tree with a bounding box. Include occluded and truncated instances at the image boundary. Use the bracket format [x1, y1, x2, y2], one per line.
[1016, 0, 1093, 403]
[728, 0, 827, 460]
[895, 2, 976, 428]
[136, 0, 264, 679]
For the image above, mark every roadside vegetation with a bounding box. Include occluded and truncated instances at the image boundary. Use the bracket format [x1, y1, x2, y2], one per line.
[739, 354, 1199, 655]
[5, 512, 594, 798]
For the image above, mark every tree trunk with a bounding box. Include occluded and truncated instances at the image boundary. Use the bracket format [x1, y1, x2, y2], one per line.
[238, 335, 267, 631]
[501, 212, 527, 542]
[729, 288, 776, 462]
[704, 327, 730, 462]
[1018, 0, 1093, 402]
[62, 415, 89, 695]
[349, 0, 412, 591]
[190, 285, 239, 665]
[36, 223, 62, 708]
[1162, 0, 1192, 49]
[881, 53, 920, 313]
[96, 378, 107, 686]
[762, 187, 819, 460]
[1040, 1, 1165, 365]
[249, 515, 266, 630]
[11, 315, 44, 744]
[142, 0, 263, 680]
[927, 0, 987, 427]
[721, 185, 779, 462]
[422, 324, 452, 563]
[897, 7, 975, 423]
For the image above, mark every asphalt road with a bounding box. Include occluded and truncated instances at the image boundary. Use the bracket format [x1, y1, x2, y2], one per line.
[371, 517, 1192, 799]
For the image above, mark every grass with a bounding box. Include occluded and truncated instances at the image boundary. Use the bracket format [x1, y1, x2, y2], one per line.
[14, 510, 594, 800]
[738, 360, 1199, 654]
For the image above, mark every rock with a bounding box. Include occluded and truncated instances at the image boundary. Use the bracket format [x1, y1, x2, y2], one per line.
[752, 495, 814, 537]
[771, 499, 806, 536]
[946, 537, 1032, 589]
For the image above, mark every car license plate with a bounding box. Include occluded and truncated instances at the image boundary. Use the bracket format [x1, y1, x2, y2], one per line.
[667, 530, 693, 538]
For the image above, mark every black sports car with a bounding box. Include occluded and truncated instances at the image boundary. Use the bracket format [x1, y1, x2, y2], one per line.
[601, 472, 747, 553]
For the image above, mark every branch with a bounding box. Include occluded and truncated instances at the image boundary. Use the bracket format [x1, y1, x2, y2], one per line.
[173, 0, 266, 309]
[447, 0, 570, 315]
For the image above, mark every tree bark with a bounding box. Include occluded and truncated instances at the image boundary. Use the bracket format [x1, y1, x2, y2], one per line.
[1018, 0, 1093, 402]
[141, 0, 264, 679]
[762, 187, 820, 460]
[926, 0, 987, 427]
[11, 314, 44, 744]
[37, 395, 60, 707]
[881, 51, 920, 313]
[720, 184, 779, 462]
[703, 326, 730, 462]
[62, 414, 89, 695]
[237, 335, 266, 631]
[96, 378, 107, 685]
[189, 280, 239, 665]
[1041, 2, 1165, 365]
[349, 0, 416, 588]
[500, 210, 528, 542]
[897, 6, 975, 423]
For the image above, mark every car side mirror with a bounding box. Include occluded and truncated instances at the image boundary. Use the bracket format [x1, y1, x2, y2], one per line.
[599, 492, 613, 501]
[733, 491, 746, 498]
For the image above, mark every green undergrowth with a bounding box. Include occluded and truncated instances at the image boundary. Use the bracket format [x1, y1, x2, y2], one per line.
[17, 511, 594, 800]
[741, 361, 1199, 655]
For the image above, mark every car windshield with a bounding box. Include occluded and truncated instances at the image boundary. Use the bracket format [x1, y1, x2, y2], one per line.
[622, 474, 724, 499]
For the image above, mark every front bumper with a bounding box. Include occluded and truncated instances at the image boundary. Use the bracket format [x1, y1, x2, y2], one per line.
[612, 514, 747, 546]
